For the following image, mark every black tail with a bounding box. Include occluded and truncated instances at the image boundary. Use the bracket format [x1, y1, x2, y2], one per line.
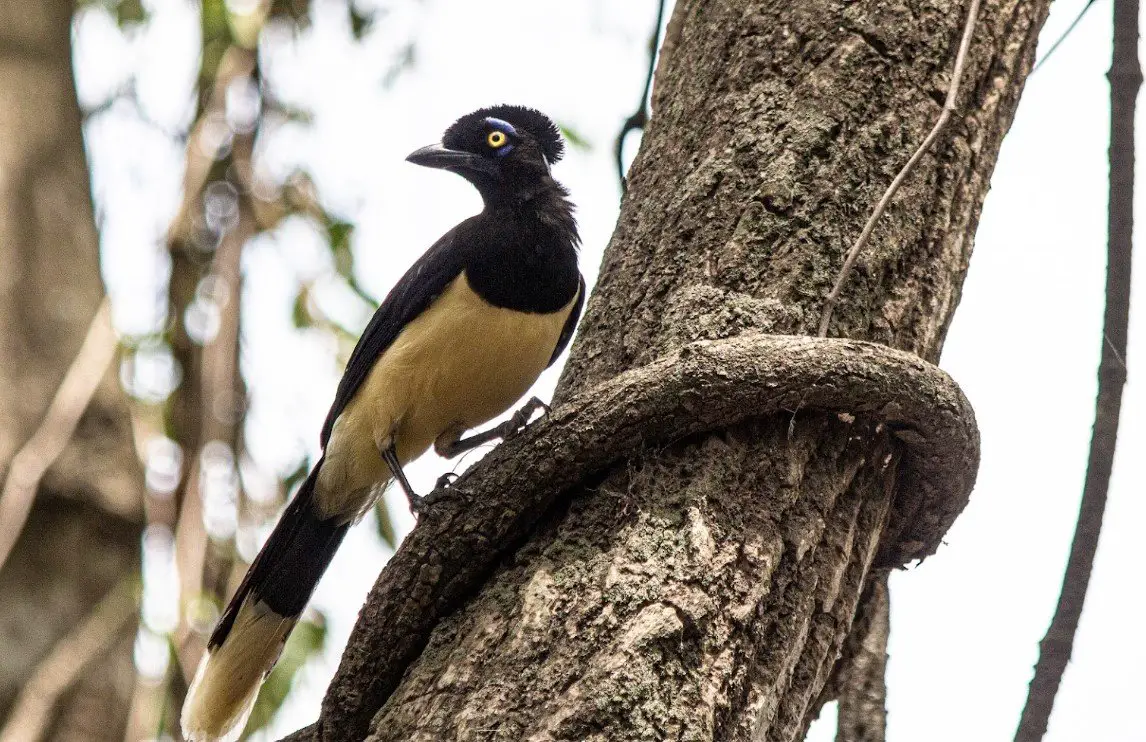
[209, 459, 348, 649]
[182, 459, 349, 741]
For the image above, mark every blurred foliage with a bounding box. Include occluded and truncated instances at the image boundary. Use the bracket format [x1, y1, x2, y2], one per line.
[79, 0, 149, 27]
[327, 220, 356, 280]
[375, 501, 397, 550]
[558, 123, 591, 152]
[350, 2, 374, 38]
[90, 0, 422, 736]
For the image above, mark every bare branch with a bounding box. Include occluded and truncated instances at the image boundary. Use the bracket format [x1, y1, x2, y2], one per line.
[818, 0, 982, 337]
[1030, 0, 1101, 75]
[0, 579, 137, 742]
[1015, 0, 1138, 737]
[614, 0, 668, 192]
[168, 44, 258, 682]
[0, 298, 118, 574]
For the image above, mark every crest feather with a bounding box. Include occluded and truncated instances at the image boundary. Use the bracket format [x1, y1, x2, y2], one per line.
[448, 104, 565, 164]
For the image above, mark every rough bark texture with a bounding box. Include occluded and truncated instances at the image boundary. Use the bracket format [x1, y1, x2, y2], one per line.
[812, 576, 890, 741]
[0, 0, 144, 736]
[295, 335, 976, 742]
[288, 0, 1050, 740]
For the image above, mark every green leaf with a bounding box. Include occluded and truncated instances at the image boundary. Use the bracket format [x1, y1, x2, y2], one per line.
[558, 123, 591, 152]
[241, 616, 327, 738]
[270, 101, 315, 125]
[375, 500, 397, 550]
[349, 5, 373, 38]
[282, 457, 310, 496]
[292, 287, 312, 328]
[381, 43, 417, 88]
[325, 219, 356, 279]
[115, 0, 146, 26]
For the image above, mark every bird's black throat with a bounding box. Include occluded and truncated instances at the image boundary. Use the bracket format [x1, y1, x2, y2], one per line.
[462, 179, 580, 314]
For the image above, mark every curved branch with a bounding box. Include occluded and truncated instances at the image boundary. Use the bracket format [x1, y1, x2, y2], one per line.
[614, 0, 668, 192]
[304, 334, 978, 741]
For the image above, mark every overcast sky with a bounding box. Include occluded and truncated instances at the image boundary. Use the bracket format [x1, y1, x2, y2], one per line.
[76, 0, 1143, 739]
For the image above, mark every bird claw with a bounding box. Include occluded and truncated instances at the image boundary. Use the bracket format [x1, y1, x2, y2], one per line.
[409, 489, 443, 515]
[503, 396, 550, 438]
[412, 399, 551, 516]
[409, 474, 463, 516]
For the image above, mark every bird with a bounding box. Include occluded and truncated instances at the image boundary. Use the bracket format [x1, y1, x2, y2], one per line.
[180, 105, 583, 742]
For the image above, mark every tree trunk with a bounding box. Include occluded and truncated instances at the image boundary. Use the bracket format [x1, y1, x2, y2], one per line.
[294, 0, 1050, 740]
[0, 0, 144, 738]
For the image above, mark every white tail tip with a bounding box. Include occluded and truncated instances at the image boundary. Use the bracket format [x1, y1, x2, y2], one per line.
[181, 600, 294, 742]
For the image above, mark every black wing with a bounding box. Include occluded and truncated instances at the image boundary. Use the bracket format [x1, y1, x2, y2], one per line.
[547, 273, 585, 367]
[320, 226, 468, 447]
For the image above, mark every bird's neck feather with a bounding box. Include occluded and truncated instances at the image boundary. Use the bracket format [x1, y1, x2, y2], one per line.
[463, 181, 579, 313]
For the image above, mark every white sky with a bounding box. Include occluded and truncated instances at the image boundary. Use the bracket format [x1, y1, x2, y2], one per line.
[75, 0, 1144, 739]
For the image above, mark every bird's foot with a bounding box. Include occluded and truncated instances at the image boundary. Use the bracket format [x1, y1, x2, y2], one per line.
[434, 397, 553, 459]
[435, 471, 460, 490]
[408, 491, 438, 516]
[409, 474, 462, 515]
[502, 396, 550, 439]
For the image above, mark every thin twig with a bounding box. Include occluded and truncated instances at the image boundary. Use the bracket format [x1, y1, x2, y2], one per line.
[1014, 0, 1138, 738]
[1030, 0, 1101, 76]
[0, 298, 118, 574]
[614, 0, 668, 192]
[0, 578, 138, 742]
[818, 0, 981, 337]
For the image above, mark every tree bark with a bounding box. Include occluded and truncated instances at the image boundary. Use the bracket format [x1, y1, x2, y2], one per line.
[814, 576, 890, 741]
[292, 0, 1050, 740]
[0, 0, 144, 738]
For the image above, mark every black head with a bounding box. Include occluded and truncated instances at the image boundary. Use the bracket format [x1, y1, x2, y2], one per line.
[407, 105, 565, 202]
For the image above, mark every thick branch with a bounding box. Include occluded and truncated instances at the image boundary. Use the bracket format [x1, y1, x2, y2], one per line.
[811, 576, 890, 742]
[286, 0, 1048, 738]
[305, 334, 977, 740]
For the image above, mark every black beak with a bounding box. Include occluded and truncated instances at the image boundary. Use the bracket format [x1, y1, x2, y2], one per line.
[406, 144, 496, 175]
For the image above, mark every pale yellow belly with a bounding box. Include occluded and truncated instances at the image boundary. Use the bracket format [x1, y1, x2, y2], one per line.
[316, 272, 576, 519]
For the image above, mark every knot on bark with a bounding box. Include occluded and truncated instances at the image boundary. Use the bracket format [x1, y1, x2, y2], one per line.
[308, 333, 978, 741]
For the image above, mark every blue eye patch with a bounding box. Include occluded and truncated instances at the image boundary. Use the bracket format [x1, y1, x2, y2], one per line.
[484, 117, 518, 137]
[484, 117, 518, 156]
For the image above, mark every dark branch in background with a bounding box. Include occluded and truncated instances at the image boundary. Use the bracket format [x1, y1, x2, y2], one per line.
[614, 0, 667, 193]
[1029, 0, 1101, 75]
[1014, 0, 1137, 739]
[819, 0, 981, 337]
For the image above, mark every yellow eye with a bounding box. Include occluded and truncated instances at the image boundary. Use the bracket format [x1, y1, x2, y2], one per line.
[487, 130, 508, 148]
